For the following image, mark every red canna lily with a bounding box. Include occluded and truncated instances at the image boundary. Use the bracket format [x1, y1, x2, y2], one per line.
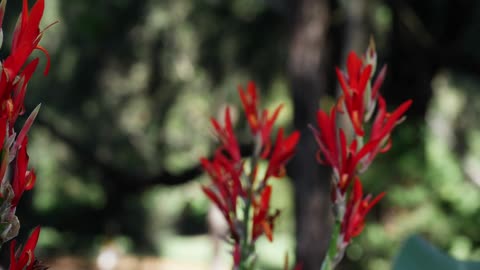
[312, 42, 412, 268]
[335, 52, 372, 136]
[210, 107, 242, 164]
[11, 136, 35, 208]
[0, 0, 53, 136]
[9, 227, 42, 270]
[3, 0, 51, 81]
[263, 128, 300, 182]
[251, 185, 280, 242]
[201, 153, 243, 241]
[10, 58, 39, 123]
[202, 185, 240, 242]
[238, 81, 259, 133]
[359, 96, 412, 171]
[201, 153, 243, 210]
[238, 81, 283, 157]
[335, 50, 392, 136]
[340, 178, 385, 244]
[0, 0, 53, 267]
[315, 75, 412, 197]
[370, 96, 412, 145]
[313, 107, 340, 169]
[313, 108, 376, 196]
[202, 81, 299, 268]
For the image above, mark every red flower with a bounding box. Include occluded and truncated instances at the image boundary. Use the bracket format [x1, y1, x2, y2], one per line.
[335, 52, 372, 136]
[263, 128, 300, 182]
[210, 107, 242, 164]
[202, 185, 239, 241]
[201, 153, 243, 210]
[238, 81, 283, 156]
[3, 0, 51, 81]
[201, 155, 242, 241]
[314, 97, 412, 196]
[313, 108, 373, 196]
[251, 186, 279, 242]
[10, 59, 40, 123]
[313, 107, 339, 169]
[341, 178, 385, 244]
[0, 0, 53, 127]
[11, 136, 35, 207]
[359, 96, 412, 171]
[202, 81, 299, 265]
[9, 227, 41, 270]
[202, 106, 246, 241]
[335, 51, 390, 136]
[238, 81, 259, 132]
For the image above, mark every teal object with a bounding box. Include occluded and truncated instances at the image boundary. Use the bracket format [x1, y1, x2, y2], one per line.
[393, 235, 480, 270]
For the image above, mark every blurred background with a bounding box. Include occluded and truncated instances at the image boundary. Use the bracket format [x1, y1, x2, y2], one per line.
[2, 0, 480, 269]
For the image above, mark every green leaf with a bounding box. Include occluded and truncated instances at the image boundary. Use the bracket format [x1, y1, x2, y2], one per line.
[393, 235, 480, 270]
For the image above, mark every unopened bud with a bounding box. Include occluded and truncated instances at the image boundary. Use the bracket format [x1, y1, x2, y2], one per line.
[365, 36, 377, 73]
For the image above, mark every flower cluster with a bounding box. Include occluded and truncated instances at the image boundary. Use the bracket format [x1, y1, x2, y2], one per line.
[313, 40, 412, 268]
[0, 0, 53, 269]
[201, 82, 299, 269]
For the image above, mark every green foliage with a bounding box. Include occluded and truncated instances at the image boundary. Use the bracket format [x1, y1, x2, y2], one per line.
[393, 235, 480, 270]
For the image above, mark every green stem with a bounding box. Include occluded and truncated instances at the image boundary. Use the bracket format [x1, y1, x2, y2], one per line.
[238, 134, 262, 270]
[322, 192, 348, 270]
[239, 196, 252, 270]
[321, 220, 340, 270]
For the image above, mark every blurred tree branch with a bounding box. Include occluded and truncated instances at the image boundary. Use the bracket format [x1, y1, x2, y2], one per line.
[35, 116, 253, 192]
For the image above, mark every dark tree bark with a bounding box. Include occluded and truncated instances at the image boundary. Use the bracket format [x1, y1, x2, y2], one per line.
[385, 0, 436, 120]
[287, 0, 333, 269]
[340, 0, 369, 60]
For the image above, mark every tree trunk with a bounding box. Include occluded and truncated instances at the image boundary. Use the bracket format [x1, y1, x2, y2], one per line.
[287, 0, 333, 269]
[340, 0, 369, 60]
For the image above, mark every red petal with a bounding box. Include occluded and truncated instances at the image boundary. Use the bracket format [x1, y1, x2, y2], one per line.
[335, 68, 350, 95]
[12, 59, 39, 121]
[202, 186, 227, 214]
[28, 0, 45, 34]
[365, 192, 386, 213]
[36, 45, 50, 76]
[262, 220, 273, 242]
[261, 185, 272, 210]
[210, 117, 222, 133]
[358, 65, 372, 95]
[352, 177, 363, 201]
[23, 226, 41, 253]
[247, 81, 257, 101]
[347, 52, 362, 81]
